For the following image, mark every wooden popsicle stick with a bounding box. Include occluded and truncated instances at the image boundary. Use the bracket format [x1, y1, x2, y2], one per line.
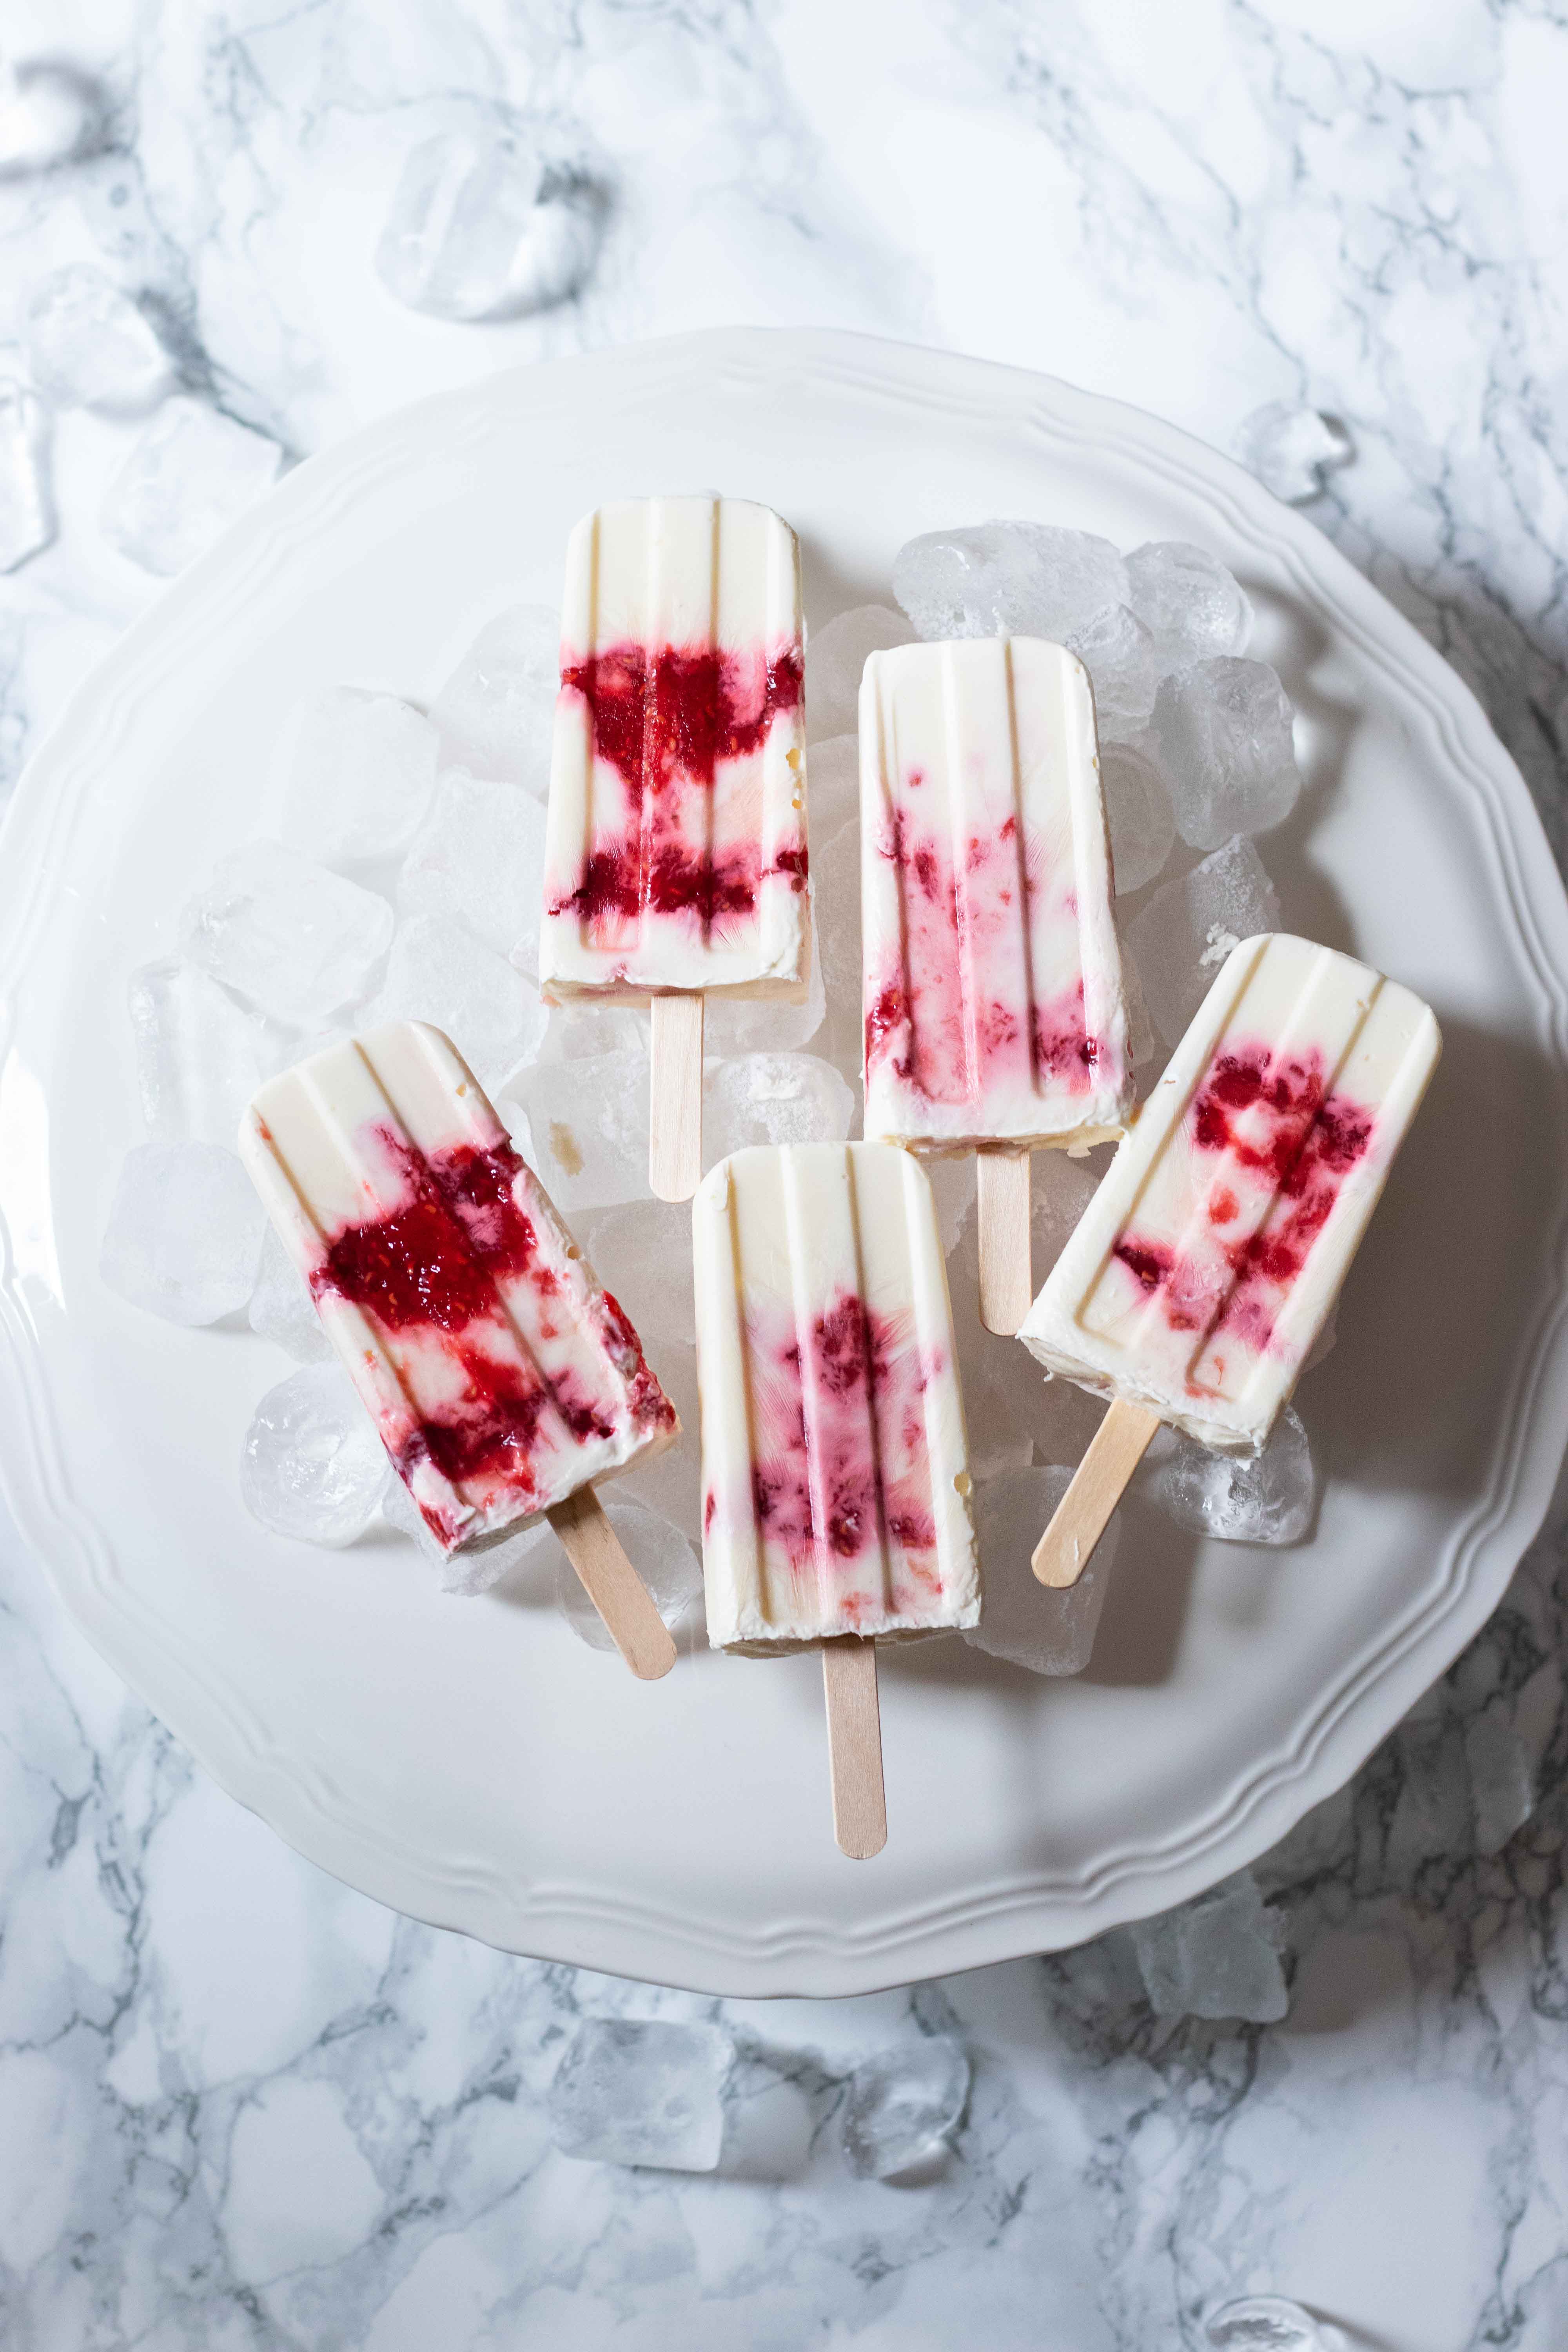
[1031, 1397, 1163, 1590]
[548, 1486, 677, 1681]
[821, 1637, 887, 1860]
[976, 1146, 1033, 1335]
[650, 992, 704, 1202]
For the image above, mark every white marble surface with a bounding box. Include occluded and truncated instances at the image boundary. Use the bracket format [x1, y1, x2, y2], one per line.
[1, 4, 1566, 2345]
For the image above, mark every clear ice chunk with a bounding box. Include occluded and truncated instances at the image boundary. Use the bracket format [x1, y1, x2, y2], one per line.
[1234, 404, 1355, 505]
[964, 1466, 1120, 1675]
[1130, 1870, 1289, 2023]
[501, 1049, 650, 1211]
[24, 265, 172, 413]
[181, 842, 394, 1026]
[429, 604, 559, 796]
[1149, 658, 1300, 851]
[370, 913, 547, 1087]
[240, 1362, 389, 1546]
[1206, 2293, 1348, 2349]
[279, 687, 439, 864]
[1101, 737, 1176, 896]
[102, 396, 283, 577]
[841, 2039, 971, 2181]
[1125, 540, 1253, 669]
[703, 1052, 855, 1164]
[1123, 835, 1280, 1049]
[1465, 1707, 1534, 1857]
[100, 1142, 266, 1326]
[128, 958, 273, 1147]
[614, 1347, 702, 1542]
[535, 1000, 648, 1063]
[0, 381, 53, 573]
[892, 521, 1129, 646]
[812, 808, 866, 1086]
[1154, 1408, 1315, 1545]
[380, 1465, 557, 1596]
[548, 2018, 732, 2172]
[805, 604, 912, 740]
[377, 131, 598, 321]
[804, 731, 861, 843]
[248, 1224, 331, 1363]
[396, 771, 548, 956]
[703, 934, 826, 1057]
[1069, 603, 1158, 734]
[554, 1498, 702, 1653]
[574, 1197, 695, 1339]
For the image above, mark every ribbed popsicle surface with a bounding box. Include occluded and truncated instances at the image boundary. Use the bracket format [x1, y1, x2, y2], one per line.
[240, 1022, 675, 1551]
[860, 637, 1134, 1151]
[1020, 934, 1441, 1450]
[694, 1142, 979, 1651]
[541, 495, 809, 998]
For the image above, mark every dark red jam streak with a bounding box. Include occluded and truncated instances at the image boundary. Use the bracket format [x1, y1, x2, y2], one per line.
[310, 1128, 672, 1538]
[743, 1292, 939, 1620]
[550, 639, 805, 940]
[862, 804, 1105, 1104]
[1111, 1044, 1374, 1365]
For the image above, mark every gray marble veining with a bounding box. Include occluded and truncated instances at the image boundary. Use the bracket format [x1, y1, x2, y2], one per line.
[0, 3, 1565, 2345]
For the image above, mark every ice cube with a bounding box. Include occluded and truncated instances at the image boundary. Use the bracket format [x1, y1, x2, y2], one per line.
[893, 521, 1128, 645]
[181, 842, 394, 1026]
[1205, 2296, 1347, 2350]
[927, 1155, 978, 1256]
[704, 933, 826, 1057]
[1124, 836, 1280, 1049]
[102, 397, 284, 577]
[1465, 1707, 1534, 1857]
[805, 732, 861, 842]
[1154, 1408, 1315, 1545]
[534, 1000, 649, 1063]
[377, 131, 599, 321]
[279, 687, 439, 864]
[396, 771, 548, 956]
[1118, 937, 1158, 1069]
[24, 266, 172, 413]
[381, 1466, 556, 1595]
[370, 913, 547, 1087]
[554, 1498, 702, 1653]
[805, 605, 912, 740]
[247, 1225, 330, 1363]
[548, 2018, 732, 2172]
[1234, 403, 1355, 505]
[0, 381, 53, 572]
[615, 1347, 702, 1541]
[430, 604, 559, 795]
[841, 2039, 970, 2181]
[127, 958, 274, 1147]
[575, 1197, 695, 1339]
[1125, 541, 1253, 669]
[810, 811, 865, 1086]
[703, 1052, 855, 1164]
[1101, 737, 1176, 896]
[501, 1049, 650, 1210]
[955, 1347, 1034, 1485]
[1129, 1869, 1289, 2023]
[964, 1466, 1120, 1675]
[1069, 604, 1158, 734]
[100, 1142, 266, 1326]
[1149, 658, 1300, 851]
[240, 1362, 388, 1547]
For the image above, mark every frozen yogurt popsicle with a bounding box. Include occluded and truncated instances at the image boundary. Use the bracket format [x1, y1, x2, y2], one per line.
[694, 1140, 979, 1855]
[240, 1021, 680, 1676]
[1020, 933, 1441, 1587]
[540, 494, 810, 1201]
[859, 637, 1134, 1334]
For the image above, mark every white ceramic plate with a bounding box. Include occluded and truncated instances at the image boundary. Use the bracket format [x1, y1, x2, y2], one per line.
[3, 329, 1566, 1998]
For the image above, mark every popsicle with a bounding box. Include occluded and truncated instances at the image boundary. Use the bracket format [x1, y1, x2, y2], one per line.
[693, 1140, 980, 1857]
[859, 636, 1135, 1336]
[1019, 933, 1441, 1587]
[240, 1021, 681, 1678]
[540, 494, 811, 1201]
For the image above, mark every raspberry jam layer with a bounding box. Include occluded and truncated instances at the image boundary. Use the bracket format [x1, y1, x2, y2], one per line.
[551, 638, 805, 943]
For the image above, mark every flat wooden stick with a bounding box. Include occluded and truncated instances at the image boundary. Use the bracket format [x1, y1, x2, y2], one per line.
[1032, 1397, 1162, 1590]
[650, 993, 704, 1202]
[821, 1638, 887, 1860]
[548, 1486, 676, 1680]
[976, 1146, 1033, 1335]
